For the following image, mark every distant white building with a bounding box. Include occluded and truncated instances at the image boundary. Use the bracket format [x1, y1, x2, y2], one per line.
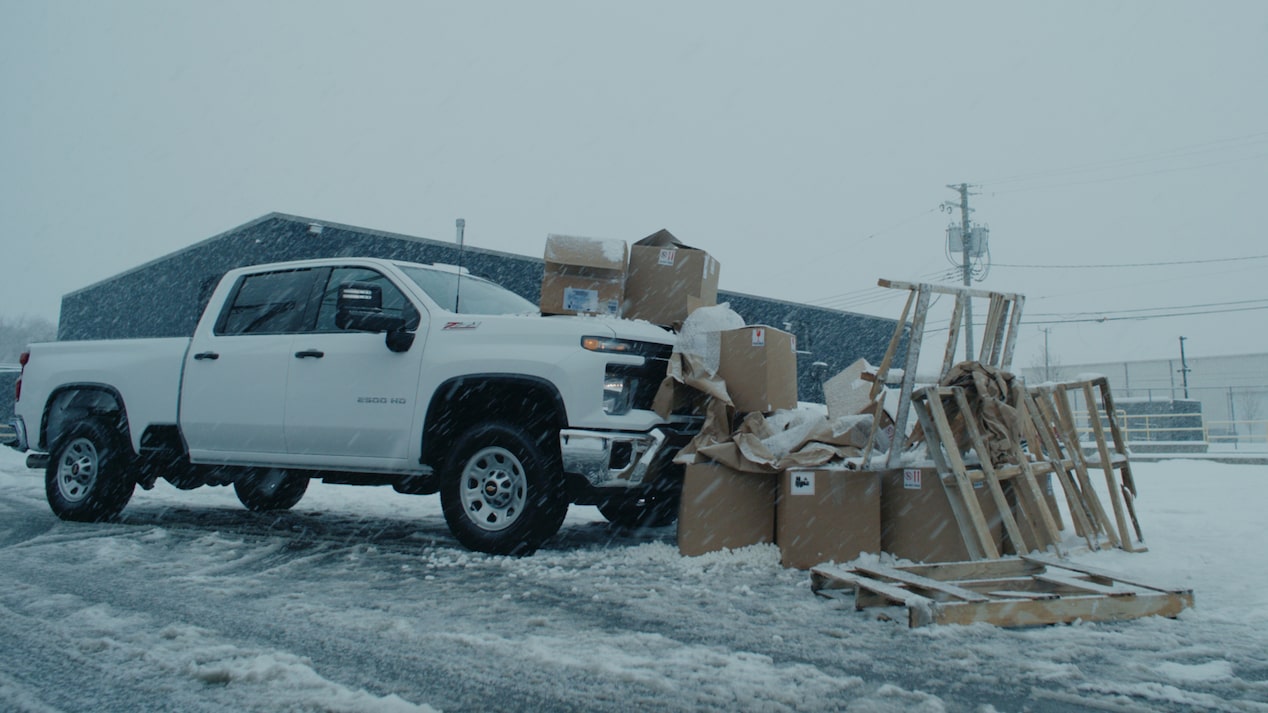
[1020, 353, 1268, 446]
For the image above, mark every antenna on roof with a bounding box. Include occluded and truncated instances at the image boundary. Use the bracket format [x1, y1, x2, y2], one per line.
[455, 218, 466, 313]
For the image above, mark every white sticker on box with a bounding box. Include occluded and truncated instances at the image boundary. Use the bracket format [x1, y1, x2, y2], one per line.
[790, 472, 815, 496]
[658, 248, 677, 266]
[903, 468, 922, 490]
[751, 328, 765, 347]
[974, 479, 984, 489]
[605, 299, 621, 316]
[563, 287, 599, 313]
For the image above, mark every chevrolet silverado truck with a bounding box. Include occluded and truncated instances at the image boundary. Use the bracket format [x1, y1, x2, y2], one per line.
[4, 257, 697, 555]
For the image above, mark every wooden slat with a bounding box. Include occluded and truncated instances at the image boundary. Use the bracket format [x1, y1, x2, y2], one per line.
[1000, 293, 1024, 370]
[951, 388, 1028, 554]
[1021, 387, 1098, 548]
[1051, 384, 1120, 548]
[1034, 571, 1137, 596]
[884, 287, 931, 469]
[1022, 555, 1188, 595]
[1082, 381, 1138, 552]
[918, 387, 1000, 558]
[941, 293, 966, 376]
[926, 592, 1191, 628]
[852, 564, 991, 603]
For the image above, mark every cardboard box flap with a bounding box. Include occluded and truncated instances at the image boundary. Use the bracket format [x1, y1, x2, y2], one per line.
[543, 234, 628, 271]
[634, 228, 698, 251]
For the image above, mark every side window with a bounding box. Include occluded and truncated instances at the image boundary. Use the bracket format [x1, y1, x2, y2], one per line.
[314, 267, 419, 333]
[216, 269, 316, 336]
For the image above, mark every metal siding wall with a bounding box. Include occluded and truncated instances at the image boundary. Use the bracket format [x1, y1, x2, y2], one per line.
[53, 215, 901, 403]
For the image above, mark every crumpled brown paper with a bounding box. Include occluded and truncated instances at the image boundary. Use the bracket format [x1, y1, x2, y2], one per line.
[675, 409, 873, 473]
[939, 361, 1025, 467]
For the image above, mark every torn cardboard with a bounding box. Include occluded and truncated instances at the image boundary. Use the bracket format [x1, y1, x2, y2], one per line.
[540, 234, 627, 316]
[676, 409, 873, 474]
[624, 229, 720, 327]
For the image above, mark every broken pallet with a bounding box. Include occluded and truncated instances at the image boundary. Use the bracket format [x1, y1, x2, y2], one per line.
[811, 556, 1192, 628]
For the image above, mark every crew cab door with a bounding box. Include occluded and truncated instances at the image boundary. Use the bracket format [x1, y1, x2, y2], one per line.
[181, 267, 320, 459]
[283, 266, 427, 462]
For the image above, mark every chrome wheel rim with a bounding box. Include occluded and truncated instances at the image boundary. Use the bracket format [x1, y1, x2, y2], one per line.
[458, 446, 527, 532]
[56, 437, 99, 503]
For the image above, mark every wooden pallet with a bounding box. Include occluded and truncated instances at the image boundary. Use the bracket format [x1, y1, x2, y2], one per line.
[811, 556, 1192, 628]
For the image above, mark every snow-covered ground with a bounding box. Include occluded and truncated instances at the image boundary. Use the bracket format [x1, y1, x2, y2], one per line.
[1, 447, 1265, 713]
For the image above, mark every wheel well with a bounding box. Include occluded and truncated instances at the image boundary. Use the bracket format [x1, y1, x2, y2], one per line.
[41, 385, 131, 453]
[420, 375, 567, 471]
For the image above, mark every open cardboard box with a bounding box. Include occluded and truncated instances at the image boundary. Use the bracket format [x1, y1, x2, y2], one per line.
[540, 234, 627, 316]
[624, 229, 720, 328]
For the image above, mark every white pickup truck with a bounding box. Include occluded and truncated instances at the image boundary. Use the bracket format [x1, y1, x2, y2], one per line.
[5, 257, 699, 554]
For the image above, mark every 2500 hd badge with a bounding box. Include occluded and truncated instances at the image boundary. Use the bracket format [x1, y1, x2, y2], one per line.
[357, 396, 407, 405]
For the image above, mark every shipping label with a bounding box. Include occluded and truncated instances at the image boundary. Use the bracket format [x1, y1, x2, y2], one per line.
[790, 472, 815, 496]
[658, 249, 677, 266]
[903, 468, 922, 490]
[563, 287, 599, 313]
[751, 328, 765, 347]
[605, 299, 621, 316]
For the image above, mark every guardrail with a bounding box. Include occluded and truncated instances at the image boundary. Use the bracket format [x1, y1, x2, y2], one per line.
[1074, 409, 1268, 450]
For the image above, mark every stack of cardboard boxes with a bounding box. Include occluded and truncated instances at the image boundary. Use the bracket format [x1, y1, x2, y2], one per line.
[539, 229, 1007, 570]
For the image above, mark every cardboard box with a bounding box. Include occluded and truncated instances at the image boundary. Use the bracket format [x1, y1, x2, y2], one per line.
[624, 229, 720, 327]
[677, 462, 776, 557]
[540, 234, 627, 316]
[776, 469, 880, 569]
[880, 466, 1005, 563]
[717, 325, 798, 413]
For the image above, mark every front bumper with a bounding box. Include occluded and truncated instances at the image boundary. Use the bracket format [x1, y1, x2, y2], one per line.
[2, 416, 26, 451]
[560, 420, 698, 489]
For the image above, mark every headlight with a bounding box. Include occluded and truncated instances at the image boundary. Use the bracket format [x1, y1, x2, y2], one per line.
[603, 374, 633, 415]
[582, 336, 638, 353]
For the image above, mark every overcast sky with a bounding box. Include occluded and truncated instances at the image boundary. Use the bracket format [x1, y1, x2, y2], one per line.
[2, 1, 1266, 369]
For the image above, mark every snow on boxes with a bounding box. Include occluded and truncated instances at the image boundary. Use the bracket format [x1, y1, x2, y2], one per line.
[540, 234, 628, 317]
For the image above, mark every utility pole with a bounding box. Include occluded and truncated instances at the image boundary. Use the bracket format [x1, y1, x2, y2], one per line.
[947, 183, 976, 360]
[1040, 327, 1053, 381]
[1178, 336, 1191, 399]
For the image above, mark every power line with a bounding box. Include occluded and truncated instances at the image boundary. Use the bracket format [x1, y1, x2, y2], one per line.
[993, 253, 1268, 270]
[1023, 303, 1268, 325]
[1028, 297, 1268, 318]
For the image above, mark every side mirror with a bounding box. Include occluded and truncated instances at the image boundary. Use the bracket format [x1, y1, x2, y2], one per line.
[335, 282, 416, 353]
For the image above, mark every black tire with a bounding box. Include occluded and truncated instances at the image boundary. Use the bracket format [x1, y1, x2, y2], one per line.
[234, 468, 309, 512]
[440, 422, 568, 556]
[45, 421, 136, 522]
[598, 483, 682, 530]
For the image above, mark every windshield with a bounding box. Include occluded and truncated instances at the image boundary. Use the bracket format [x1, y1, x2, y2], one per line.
[397, 265, 538, 315]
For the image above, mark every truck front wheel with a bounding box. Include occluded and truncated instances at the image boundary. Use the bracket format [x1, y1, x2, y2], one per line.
[440, 423, 568, 556]
[45, 421, 136, 522]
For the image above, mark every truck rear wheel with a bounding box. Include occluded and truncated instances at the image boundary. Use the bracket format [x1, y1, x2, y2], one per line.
[440, 423, 568, 555]
[234, 468, 308, 512]
[45, 421, 136, 522]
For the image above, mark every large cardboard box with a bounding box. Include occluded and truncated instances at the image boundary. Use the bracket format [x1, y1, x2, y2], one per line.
[776, 469, 880, 569]
[540, 234, 627, 316]
[717, 325, 798, 414]
[678, 462, 776, 557]
[880, 466, 1005, 563]
[624, 229, 720, 327]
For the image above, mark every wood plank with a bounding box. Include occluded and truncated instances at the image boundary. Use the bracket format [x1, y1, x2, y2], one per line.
[1051, 385, 1120, 547]
[941, 293, 965, 376]
[898, 558, 1043, 581]
[920, 387, 1000, 558]
[877, 279, 1024, 302]
[884, 286, 931, 469]
[1033, 571, 1137, 596]
[925, 591, 1192, 628]
[853, 564, 992, 603]
[951, 388, 1028, 555]
[1022, 555, 1188, 595]
[1082, 381, 1137, 552]
[1000, 293, 1024, 370]
[1022, 388, 1097, 545]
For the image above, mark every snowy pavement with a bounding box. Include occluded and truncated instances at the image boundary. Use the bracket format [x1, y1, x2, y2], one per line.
[1, 447, 1266, 712]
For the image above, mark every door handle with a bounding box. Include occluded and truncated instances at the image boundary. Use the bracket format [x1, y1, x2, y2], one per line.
[295, 350, 325, 359]
[193, 351, 219, 361]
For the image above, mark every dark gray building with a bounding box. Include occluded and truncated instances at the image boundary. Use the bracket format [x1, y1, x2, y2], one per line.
[57, 213, 906, 402]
